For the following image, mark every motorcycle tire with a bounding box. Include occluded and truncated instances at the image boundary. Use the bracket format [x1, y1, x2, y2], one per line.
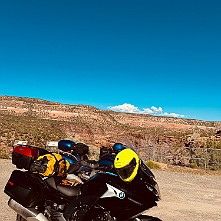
[69, 206, 114, 221]
[135, 215, 162, 221]
[16, 214, 26, 221]
[91, 211, 115, 221]
[68, 204, 90, 221]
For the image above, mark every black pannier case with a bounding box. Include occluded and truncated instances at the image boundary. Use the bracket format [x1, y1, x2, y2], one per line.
[12, 145, 48, 170]
[4, 170, 45, 207]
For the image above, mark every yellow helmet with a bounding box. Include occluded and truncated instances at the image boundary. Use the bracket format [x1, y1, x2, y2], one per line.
[114, 148, 140, 182]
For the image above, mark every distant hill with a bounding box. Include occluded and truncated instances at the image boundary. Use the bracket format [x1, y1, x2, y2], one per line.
[0, 95, 220, 161]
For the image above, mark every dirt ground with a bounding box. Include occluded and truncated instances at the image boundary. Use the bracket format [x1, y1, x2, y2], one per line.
[1, 159, 221, 221]
[147, 169, 221, 221]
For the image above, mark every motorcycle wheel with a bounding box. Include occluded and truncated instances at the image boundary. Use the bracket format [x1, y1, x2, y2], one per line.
[135, 215, 162, 221]
[69, 204, 90, 221]
[70, 208, 114, 221]
[16, 214, 26, 221]
[91, 211, 115, 221]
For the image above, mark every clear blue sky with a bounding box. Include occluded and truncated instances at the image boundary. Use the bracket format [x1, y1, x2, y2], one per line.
[0, 0, 220, 121]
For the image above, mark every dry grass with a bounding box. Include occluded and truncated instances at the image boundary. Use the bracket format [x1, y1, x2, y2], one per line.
[166, 164, 221, 175]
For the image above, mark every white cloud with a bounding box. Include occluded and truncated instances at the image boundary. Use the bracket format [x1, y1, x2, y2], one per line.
[108, 103, 140, 113]
[108, 103, 185, 118]
[163, 112, 185, 118]
[143, 106, 163, 114]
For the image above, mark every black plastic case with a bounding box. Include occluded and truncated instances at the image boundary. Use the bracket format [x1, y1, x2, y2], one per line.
[4, 170, 45, 207]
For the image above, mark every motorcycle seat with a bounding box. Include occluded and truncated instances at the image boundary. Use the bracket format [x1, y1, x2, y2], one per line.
[57, 184, 81, 197]
[46, 177, 81, 197]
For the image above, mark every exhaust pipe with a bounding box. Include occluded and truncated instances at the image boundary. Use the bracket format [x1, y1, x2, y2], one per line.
[8, 198, 48, 221]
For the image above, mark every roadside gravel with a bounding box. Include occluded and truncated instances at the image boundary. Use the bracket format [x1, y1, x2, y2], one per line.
[148, 169, 221, 221]
[0, 159, 16, 221]
[1, 159, 221, 221]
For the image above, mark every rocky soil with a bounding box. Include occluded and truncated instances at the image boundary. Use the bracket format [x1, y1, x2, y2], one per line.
[1, 95, 221, 154]
[1, 159, 221, 221]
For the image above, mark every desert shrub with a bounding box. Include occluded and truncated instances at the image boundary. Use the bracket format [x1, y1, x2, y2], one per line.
[146, 161, 161, 169]
[0, 150, 10, 159]
[206, 140, 221, 149]
[189, 162, 198, 169]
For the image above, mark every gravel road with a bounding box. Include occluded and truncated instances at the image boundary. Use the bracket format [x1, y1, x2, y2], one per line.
[1, 159, 221, 221]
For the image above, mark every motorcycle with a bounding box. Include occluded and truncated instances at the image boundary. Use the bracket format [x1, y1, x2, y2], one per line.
[4, 144, 161, 221]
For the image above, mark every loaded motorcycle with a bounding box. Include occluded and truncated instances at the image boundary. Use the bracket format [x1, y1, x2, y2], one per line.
[4, 143, 161, 221]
